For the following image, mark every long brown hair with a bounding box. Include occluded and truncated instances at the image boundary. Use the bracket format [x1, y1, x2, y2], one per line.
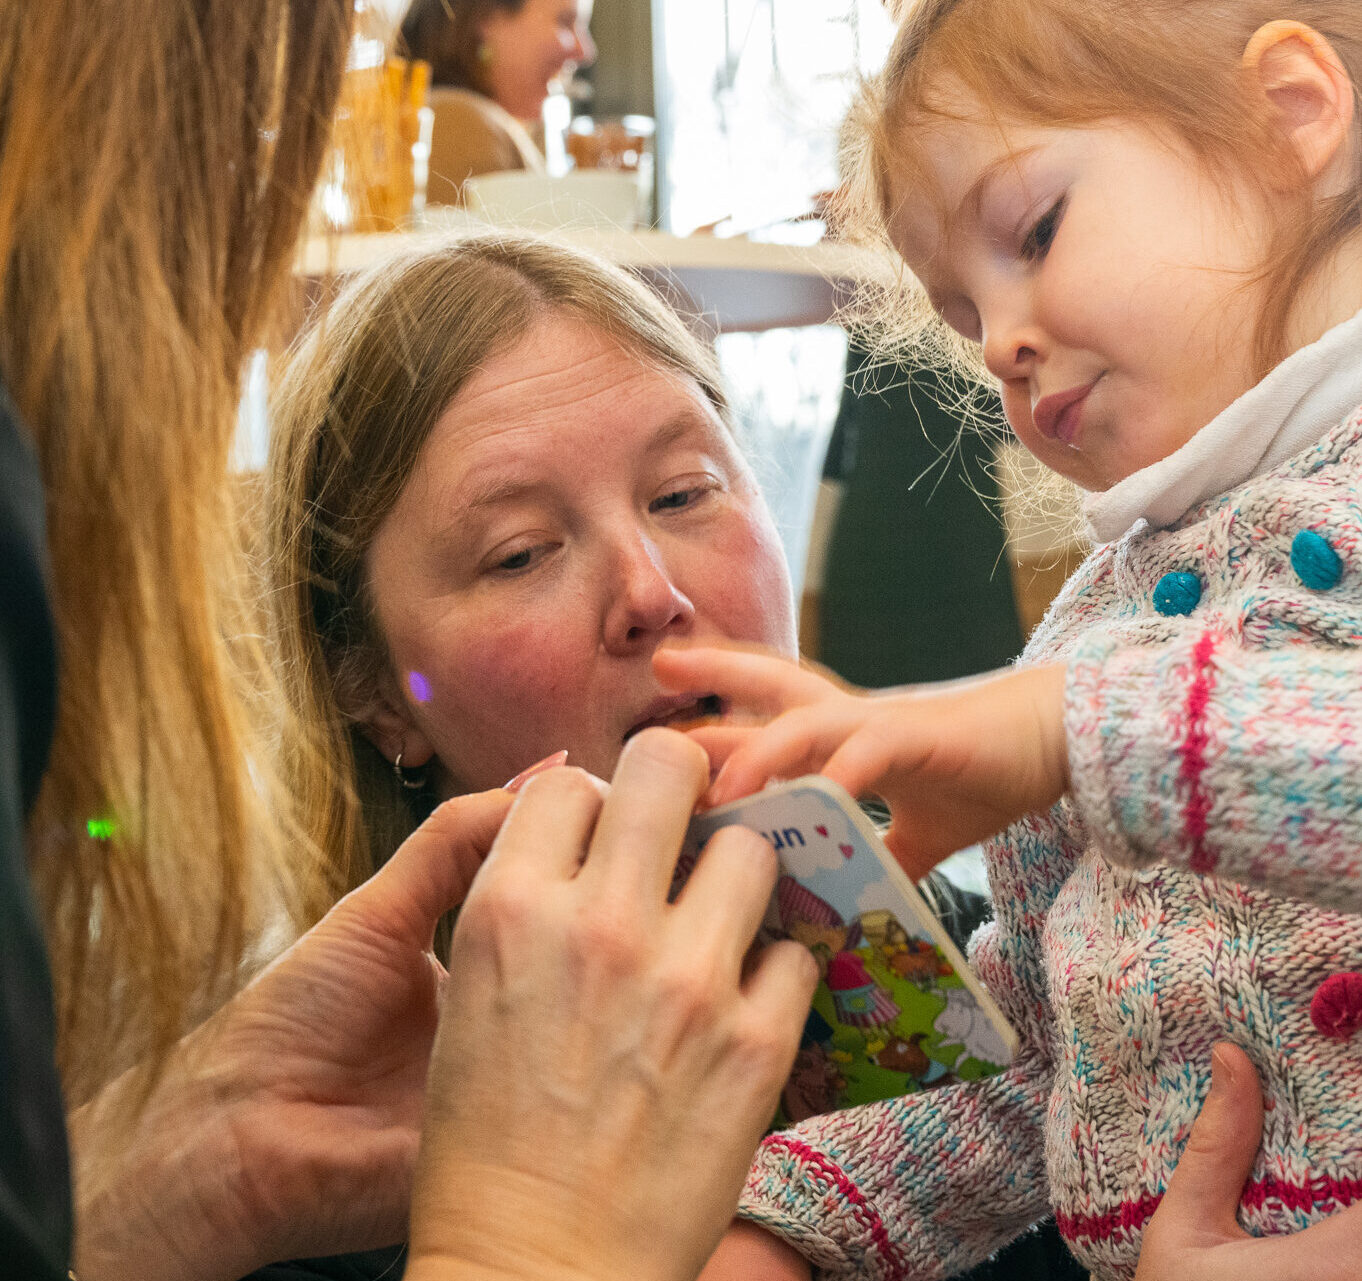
[0, 0, 354, 1103]
[847, 0, 1362, 379]
[400, 0, 526, 94]
[268, 233, 732, 893]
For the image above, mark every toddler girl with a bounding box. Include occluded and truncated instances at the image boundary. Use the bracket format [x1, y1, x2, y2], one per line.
[660, 3, 1362, 1278]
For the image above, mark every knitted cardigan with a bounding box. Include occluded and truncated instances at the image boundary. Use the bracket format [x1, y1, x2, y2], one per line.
[737, 409, 1362, 1280]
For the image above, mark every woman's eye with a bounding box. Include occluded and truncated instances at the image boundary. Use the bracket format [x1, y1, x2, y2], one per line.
[486, 542, 551, 575]
[650, 485, 708, 513]
[1020, 199, 1064, 262]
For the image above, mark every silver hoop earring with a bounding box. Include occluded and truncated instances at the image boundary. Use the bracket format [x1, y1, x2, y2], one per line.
[393, 751, 428, 791]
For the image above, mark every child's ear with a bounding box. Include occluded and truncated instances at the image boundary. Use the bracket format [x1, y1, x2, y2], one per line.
[1242, 21, 1355, 192]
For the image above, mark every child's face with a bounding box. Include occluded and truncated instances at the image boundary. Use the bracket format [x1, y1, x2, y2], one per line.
[886, 109, 1274, 490]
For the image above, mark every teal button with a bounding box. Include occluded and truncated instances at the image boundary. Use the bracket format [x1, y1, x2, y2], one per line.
[1291, 529, 1343, 591]
[1153, 571, 1202, 616]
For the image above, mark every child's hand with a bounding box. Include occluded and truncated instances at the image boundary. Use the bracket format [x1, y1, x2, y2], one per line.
[697, 1219, 813, 1281]
[655, 645, 1069, 878]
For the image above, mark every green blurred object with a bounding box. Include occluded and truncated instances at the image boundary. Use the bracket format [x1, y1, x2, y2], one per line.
[819, 347, 1024, 685]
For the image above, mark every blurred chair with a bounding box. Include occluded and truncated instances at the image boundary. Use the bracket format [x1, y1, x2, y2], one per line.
[808, 346, 1025, 685]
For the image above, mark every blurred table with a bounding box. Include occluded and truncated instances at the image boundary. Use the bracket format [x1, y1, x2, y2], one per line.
[297, 219, 892, 336]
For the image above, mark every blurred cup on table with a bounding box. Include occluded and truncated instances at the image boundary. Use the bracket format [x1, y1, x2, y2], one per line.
[310, 55, 434, 235]
[566, 114, 655, 227]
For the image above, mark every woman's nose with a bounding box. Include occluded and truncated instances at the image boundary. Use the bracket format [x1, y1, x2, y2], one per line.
[603, 535, 694, 653]
[570, 23, 596, 67]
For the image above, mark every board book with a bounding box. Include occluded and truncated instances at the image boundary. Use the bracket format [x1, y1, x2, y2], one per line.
[684, 776, 1017, 1123]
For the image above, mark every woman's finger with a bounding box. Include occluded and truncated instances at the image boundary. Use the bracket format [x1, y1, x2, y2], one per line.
[655, 643, 846, 718]
[487, 765, 607, 883]
[580, 727, 710, 903]
[671, 824, 781, 975]
[739, 939, 820, 1057]
[352, 788, 514, 948]
[1152, 1043, 1262, 1240]
[1134, 1042, 1262, 1281]
[1240, 1201, 1362, 1281]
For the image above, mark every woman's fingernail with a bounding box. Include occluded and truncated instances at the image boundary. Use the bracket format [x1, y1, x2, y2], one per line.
[504, 750, 569, 793]
[1210, 1043, 1237, 1094]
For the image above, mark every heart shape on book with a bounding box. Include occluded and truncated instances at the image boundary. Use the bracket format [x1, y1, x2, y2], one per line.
[840, 843, 854, 859]
[815, 825, 828, 837]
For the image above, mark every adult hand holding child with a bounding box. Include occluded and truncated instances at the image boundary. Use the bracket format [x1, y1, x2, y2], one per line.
[1136, 1043, 1362, 1281]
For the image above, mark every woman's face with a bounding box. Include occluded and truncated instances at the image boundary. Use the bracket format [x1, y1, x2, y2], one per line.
[481, 0, 595, 120]
[362, 312, 796, 795]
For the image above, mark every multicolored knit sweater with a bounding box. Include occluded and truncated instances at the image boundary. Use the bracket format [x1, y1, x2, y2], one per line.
[737, 409, 1362, 1280]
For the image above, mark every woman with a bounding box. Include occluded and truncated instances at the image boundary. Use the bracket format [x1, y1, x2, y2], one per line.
[399, 0, 595, 205]
[0, 4, 813, 1279]
[268, 233, 792, 888]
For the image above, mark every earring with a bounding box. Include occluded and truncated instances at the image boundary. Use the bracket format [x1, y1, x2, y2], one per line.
[393, 751, 428, 791]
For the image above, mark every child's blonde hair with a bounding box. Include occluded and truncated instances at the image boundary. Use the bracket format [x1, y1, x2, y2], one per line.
[268, 233, 735, 893]
[846, 0, 1362, 380]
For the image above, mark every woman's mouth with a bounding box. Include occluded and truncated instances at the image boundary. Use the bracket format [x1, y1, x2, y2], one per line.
[624, 694, 724, 742]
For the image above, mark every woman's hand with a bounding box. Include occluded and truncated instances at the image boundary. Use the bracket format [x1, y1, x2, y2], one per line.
[71, 788, 514, 1281]
[406, 729, 818, 1281]
[655, 644, 1069, 878]
[1135, 1043, 1362, 1281]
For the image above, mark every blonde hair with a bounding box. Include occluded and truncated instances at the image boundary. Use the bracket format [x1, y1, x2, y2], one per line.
[268, 233, 731, 892]
[845, 0, 1362, 381]
[2, 1, 353, 1104]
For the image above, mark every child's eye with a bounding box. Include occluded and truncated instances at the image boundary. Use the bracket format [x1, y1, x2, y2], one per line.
[1020, 198, 1065, 262]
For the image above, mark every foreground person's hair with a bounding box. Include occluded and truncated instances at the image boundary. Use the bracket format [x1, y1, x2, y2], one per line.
[268, 233, 731, 892]
[2, 0, 353, 1104]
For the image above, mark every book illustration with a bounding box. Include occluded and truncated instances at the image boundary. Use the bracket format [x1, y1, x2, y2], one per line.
[825, 950, 901, 1028]
[687, 777, 1017, 1121]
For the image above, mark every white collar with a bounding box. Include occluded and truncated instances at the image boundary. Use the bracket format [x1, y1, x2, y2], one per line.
[1081, 306, 1362, 543]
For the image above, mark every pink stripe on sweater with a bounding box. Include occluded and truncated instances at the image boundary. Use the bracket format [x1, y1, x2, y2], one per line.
[761, 1136, 907, 1279]
[1179, 632, 1218, 874]
[1057, 1174, 1362, 1244]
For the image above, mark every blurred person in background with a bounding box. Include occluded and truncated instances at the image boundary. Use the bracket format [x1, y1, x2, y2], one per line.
[400, 0, 595, 203]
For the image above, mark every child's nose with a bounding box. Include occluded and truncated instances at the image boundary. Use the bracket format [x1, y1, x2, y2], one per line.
[983, 322, 1041, 383]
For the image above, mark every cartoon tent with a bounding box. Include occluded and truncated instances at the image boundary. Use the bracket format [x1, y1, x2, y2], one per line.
[826, 951, 900, 1029]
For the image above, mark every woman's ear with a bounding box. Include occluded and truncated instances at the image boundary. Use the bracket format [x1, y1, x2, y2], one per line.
[349, 670, 437, 769]
[1242, 21, 1356, 193]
